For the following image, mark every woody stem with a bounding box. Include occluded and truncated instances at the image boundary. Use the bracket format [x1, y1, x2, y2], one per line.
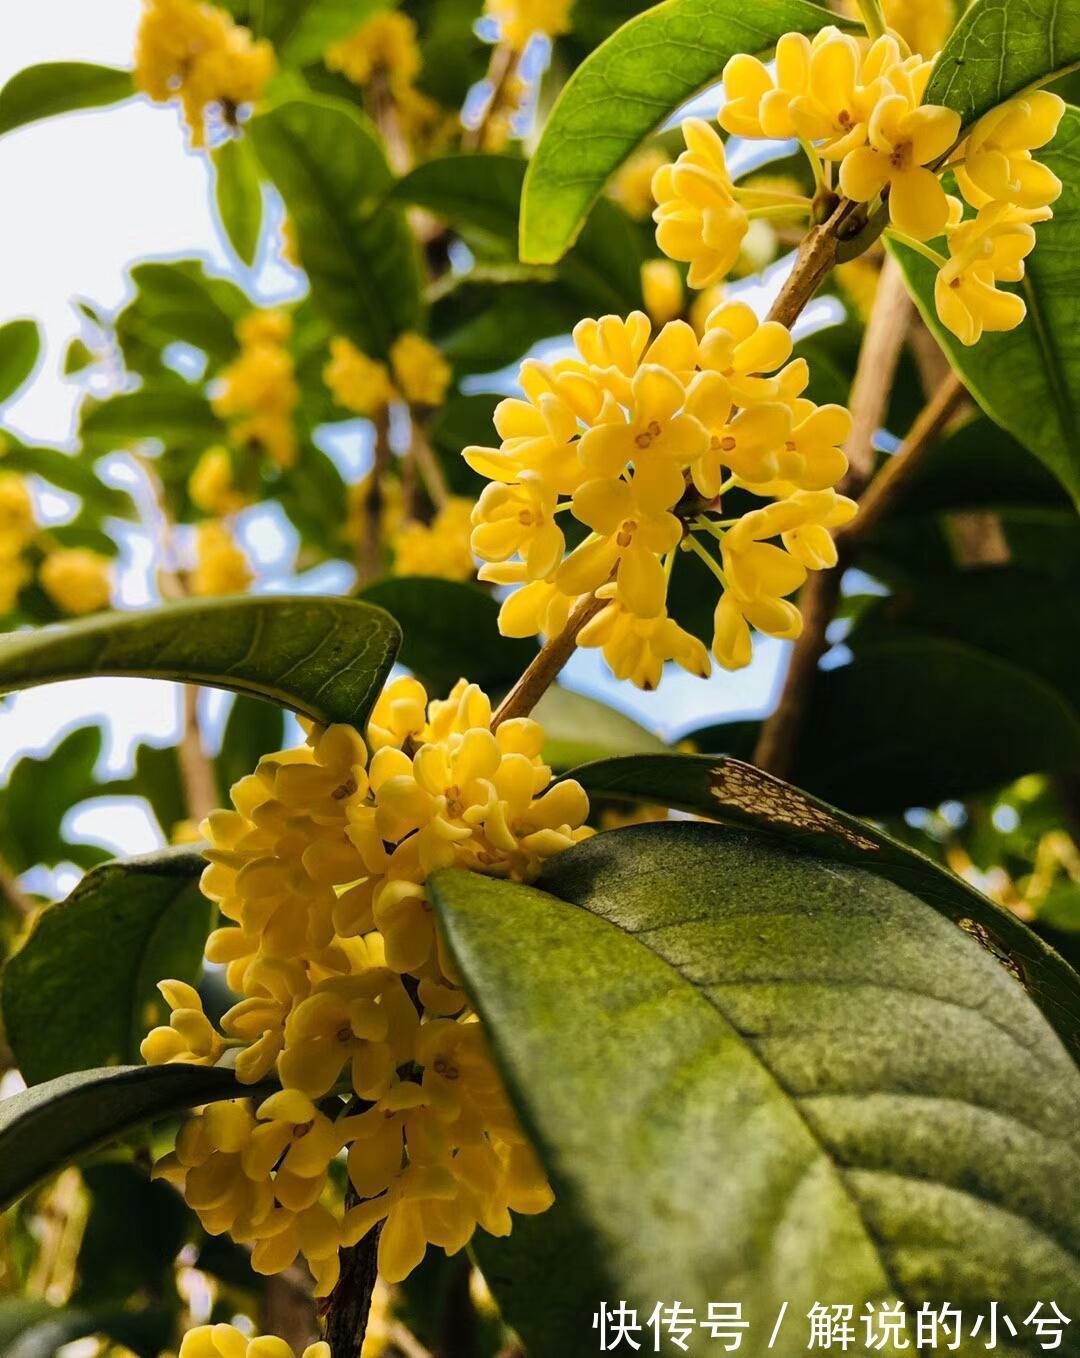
[491, 591, 609, 728]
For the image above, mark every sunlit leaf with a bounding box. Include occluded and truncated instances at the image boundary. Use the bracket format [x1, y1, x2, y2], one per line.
[0, 64, 134, 139]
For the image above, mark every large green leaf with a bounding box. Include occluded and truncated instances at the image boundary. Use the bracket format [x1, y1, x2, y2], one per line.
[116, 260, 249, 373]
[249, 97, 423, 357]
[926, 0, 1080, 128]
[563, 753, 1080, 1060]
[890, 107, 1080, 506]
[0, 64, 134, 138]
[432, 274, 583, 376]
[0, 319, 41, 404]
[2, 847, 210, 1085]
[261, 0, 389, 66]
[0, 596, 400, 730]
[212, 138, 264, 268]
[396, 153, 644, 311]
[520, 0, 849, 265]
[432, 826, 1080, 1357]
[0, 1300, 173, 1358]
[360, 576, 535, 695]
[74, 1163, 189, 1308]
[215, 694, 287, 799]
[0, 1065, 269, 1212]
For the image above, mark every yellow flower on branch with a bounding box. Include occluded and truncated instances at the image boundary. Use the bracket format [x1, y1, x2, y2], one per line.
[390, 333, 453, 408]
[934, 199, 1049, 346]
[652, 119, 749, 289]
[191, 519, 253, 597]
[325, 338, 397, 416]
[325, 11, 422, 94]
[214, 309, 299, 470]
[484, 0, 575, 50]
[39, 548, 112, 616]
[393, 497, 476, 580]
[955, 92, 1066, 211]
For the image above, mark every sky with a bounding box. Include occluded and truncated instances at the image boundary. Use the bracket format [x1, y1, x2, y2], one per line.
[0, 3, 787, 889]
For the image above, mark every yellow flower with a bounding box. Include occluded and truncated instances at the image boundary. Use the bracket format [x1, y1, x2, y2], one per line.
[390, 333, 452, 408]
[39, 548, 112, 616]
[134, 0, 275, 148]
[789, 28, 879, 160]
[368, 675, 428, 754]
[641, 259, 685, 326]
[881, 0, 955, 57]
[484, 0, 575, 50]
[558, 465, 685, 618]
[719, 32, 812, 140]
[141, 980, 225, 1066]
[0, 472, 36, 543]
[608, 147, 670, 220]
[393, 497, 476, 580]
[471, 477, 565, 582]
[180, 1323, 329, 1358]
[325, 11, 422, 94]
[652, 119, 749, 289]
[325, 337, 397, 416]
[839, 94, 960, 240]
[191, 519, 253, 597]
[955, 92, 1066, 211]
[214, 310, 298, 469]
[488, 574, 578, 640]
[578, 588, 710, 690]
[934, 200, 1049, 345]
[697, 300, 794, 405]
[190, 446, 248, 515]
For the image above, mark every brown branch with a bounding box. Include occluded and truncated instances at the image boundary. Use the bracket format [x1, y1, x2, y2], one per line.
[752, 365, 968, 778]
[767, 199, 854, 328]
[359, 409, 392, 585]
[0, 853, 34, 919]
[463, 44, 521, 152]
[324, 1219, 382, 1358]
[491, 591, 607, 729]
[410, 421, 450, 511]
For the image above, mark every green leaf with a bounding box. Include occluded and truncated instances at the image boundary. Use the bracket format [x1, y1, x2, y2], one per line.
[80, 384, 225, 456]
[0, 595, 400, 731]
[0, 1301, 173, 1358]
[0, 725, 111, 873]
[571, 754, 1080, 1062]
[531, 686, 666, 769]
[520, 0, 850, 265]
[925, 0, 1080, 128]
[0, 319, 40, 405]
[359, 577, 535, 695]
[2, 847, 210, 1085]
[249, 97, 423, 357]
[396, 153, 645, 311]
[0, 1064, 270, 1212]
[432, 275, 583, 376]
[74, 1163, 189, 1307]
[0, 436, 136, 520]
[890, 107, 1080, 506]
[428, 393, 497, 498]
[213, 138, 264, 267]
[111, 742, 187, 839]
[215, 695, 287, 800]
[433, 826, 1080, 1356]
[0, 64, 134, 139]
[64, 337, 94, 376]
[116, 260, 249, 372]
[263, 0, 389, 65]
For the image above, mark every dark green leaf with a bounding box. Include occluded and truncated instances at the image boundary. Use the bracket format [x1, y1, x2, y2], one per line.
[359, 576, 535, 695]
[0, 320, 40, 405]
[213, 137, 264, 267]
[396, 153, 645, 311]
[0, 725, 110, 873]
[0, 1302, 173, 1358]
[74, 1163, 189, 1307]
[2, 847, 210, 1084]
[0, 595, 400, 730]
[112, 742, 187, 839]
[116, 260, 249, 372]
[890, 107, 1080, 506]
[432, 275, 582, 376]
[0, 64, 134, 138]
[520, 0, 851, 265]
[433, 826, 1080, 1356]
[0, 1064, 271, 1212]
[428, 394, 497, 498]
[215, 695, 287, 800]
[564, 753, 1080, 1061]
[925, 0, 1080, 128]
[250, 97, 423, 357]
[531, 685, 665, 769]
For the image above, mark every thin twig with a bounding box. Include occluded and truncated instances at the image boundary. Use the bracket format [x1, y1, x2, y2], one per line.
[410, 421, 450, 511]
[752, 366, 968, 778]
[491, 591, 607, 728]
[360, 409, 391, 585]
[0, 853, 34, 919]
[463, 44, 521, 152]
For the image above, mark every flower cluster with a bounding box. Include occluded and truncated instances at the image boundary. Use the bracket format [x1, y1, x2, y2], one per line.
[465, 307, 855, 687]
[483, 0, 575, 51]
[145, 678, 591, 1285]
[190, 520, 253, 597]
[325, 334, 452, 417]
[677, 26, 1064, 347]
[393, 497, 477, 581]
[212, 310, 299, 471]
[134, 0, 274, 148]
[180, 1323, 327, 1358]
[0, 469, 112, 616]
